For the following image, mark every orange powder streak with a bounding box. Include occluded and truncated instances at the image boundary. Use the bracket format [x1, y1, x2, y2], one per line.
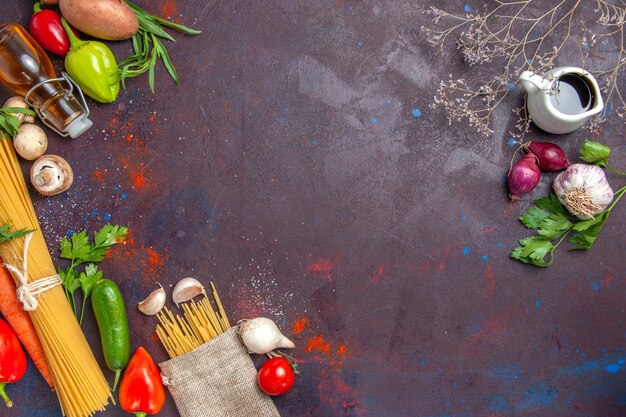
[304, 335, 331, 354]
[293, 318, 310, 335]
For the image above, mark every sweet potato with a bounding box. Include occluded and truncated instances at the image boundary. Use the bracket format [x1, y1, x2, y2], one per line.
[59, 0, 138, 41]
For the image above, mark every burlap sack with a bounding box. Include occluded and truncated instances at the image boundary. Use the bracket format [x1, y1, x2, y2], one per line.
[159, 327, 281, 417]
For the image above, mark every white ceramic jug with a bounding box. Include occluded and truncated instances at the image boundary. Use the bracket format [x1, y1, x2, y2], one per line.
[518, 66, 603, 134]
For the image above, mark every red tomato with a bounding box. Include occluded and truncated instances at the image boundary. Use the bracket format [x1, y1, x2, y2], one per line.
[257, 357, 295, 396]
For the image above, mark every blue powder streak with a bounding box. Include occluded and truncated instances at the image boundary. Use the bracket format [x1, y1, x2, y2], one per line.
[464, 4, 471, 12]
[371, 117, 378, 123]
[607, 364, 621, 373]
[411, 108, 422, 118]
[535, 300, 541, 308]
[463, 246, 471, 256]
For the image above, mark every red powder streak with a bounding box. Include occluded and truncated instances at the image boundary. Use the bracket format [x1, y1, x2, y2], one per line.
[484, 265, 496, 298]
[108, 236, 167, 284]
[416, 244, 454, 273]
[162, 0, 177, 18]
[149, 113, 157, 122]
[368, 261, 388, 285]
[93, 169, 107, 186]
[337, 344, 347, 356]
[304, 335, 330, 354]
[223, 99, 232, 113]
[292, 317, 310, 335]
[317, 375, 367, 415]
[146, 248, 161, 265]
[601, 274, 614, 286]
[468, 315, 508, 343]
[306, 258, 339, 280]
[130, 170, 147, 189]
[484, 227, 494, 233]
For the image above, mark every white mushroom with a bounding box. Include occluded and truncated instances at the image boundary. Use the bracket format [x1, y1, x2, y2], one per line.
[13, 123, 48, 160]
[30, 155, 74, 196]
[3, 96, 35, 124]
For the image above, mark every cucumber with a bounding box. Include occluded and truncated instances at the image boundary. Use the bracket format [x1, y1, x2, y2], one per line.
[91, 279, 131, 391]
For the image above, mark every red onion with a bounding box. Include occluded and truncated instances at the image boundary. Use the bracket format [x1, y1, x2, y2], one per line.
[526, 141, 571, 171]
[508, 153, 541, 200]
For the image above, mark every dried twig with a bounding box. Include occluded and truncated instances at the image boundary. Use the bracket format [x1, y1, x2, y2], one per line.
[422, 0, 626, 136]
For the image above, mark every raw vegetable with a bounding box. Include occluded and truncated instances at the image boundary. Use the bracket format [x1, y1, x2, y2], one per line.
[0, 263, 54, 389]
[237, 317, 295, 355]
[525, 141, 571, 171]
[137, 284, 165, 316]
[92, 279, 131, 391]
[511, 140, 625, 267]
[59, 0, 138, 41]
[119, 347, 165, 417]
[61, 18, 120, 103]
[29, 2, 73, 56]
[0, 317, 27, 408]
[579, 139, 626, 176]
[507, 153, 541, 200]
[118, 2, 201, 92]
[30, 154, 73, 195]
[58, 224, 128, 324]
[172, 277, 205, 306]
[0, 226, 53, 388]
[257, 356, 296, 396]
[0, 107, 36, 139]
[553, 164, 614, 219]
[13, 123, 48, 160]
[2, 98, 34, 125]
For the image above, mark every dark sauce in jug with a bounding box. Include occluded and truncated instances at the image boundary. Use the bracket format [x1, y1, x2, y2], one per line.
[549, 74, 594, 115]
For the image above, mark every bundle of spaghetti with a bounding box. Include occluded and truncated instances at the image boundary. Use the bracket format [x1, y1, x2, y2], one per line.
[156, 282, 231, 358]
[0, 139, 113, 416]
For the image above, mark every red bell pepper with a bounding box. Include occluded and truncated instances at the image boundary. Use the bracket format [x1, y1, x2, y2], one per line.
[119, 347, 165, 417]
[0, 317, 27, 408]
[29, 2, 75, 56]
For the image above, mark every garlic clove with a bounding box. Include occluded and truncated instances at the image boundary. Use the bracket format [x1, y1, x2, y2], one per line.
[138, 283, 166, 316]
[172, 277, 206, 306]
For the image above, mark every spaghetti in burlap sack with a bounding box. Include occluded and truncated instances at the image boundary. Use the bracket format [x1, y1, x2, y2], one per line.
[159, 327, 281, 417]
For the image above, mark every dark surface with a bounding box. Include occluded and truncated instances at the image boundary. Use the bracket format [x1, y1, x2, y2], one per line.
[2, 1, 625, 416]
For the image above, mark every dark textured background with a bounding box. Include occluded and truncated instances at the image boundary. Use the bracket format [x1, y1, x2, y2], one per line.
[2, 1, 625, 416]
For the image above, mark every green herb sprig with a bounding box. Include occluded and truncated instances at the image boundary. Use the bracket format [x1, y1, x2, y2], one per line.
[0, 107, 36, 139]
[511, 140, 625, 267]
[0, 224, 34, 243]
[119, 2, 201, 92]
[59, 225, 128, 325]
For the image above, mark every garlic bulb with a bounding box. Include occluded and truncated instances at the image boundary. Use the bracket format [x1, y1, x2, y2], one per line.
[237, 317, 295, 354]
[553, 164, 614, 219]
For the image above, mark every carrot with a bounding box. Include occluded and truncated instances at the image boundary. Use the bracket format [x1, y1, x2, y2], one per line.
[0, 262, 54, 388]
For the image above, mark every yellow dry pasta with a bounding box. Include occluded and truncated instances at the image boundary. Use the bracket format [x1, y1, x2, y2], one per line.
[0, 137, 113, 417]
[155, 285, 230, 358]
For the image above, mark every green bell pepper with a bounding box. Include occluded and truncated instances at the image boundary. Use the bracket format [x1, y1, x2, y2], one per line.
[61, 18, 119, 103]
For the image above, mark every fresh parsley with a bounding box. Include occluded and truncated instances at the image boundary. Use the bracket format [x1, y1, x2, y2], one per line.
[0, 224, 34, 243]
[511, 141, 625, 267]
[59, 225, 128, 324]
